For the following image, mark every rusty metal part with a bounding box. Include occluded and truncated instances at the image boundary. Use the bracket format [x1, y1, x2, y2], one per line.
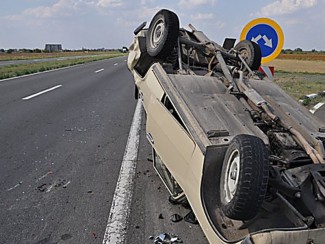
[286, 126, 324, 164]
[234, 72, 324, 164]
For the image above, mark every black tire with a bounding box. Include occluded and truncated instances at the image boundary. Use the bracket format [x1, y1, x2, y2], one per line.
[146, 9, 179, 60]
[219, 134, 269, 220]
[234, 40, 261, 70]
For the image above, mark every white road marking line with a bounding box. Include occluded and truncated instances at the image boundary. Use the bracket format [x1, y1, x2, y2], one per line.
[114, 63, 118, 66]
[22, 85, 62, 100]
[95, 68, 105, 73]
[102, 99, 142, 244]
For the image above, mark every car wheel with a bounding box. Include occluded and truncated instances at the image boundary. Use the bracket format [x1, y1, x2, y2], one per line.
[220, 134, 269, 220]
[146, 9, 179, 60]
[234, 40, 261, 70]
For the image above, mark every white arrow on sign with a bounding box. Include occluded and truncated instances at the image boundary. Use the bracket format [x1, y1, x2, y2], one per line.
[251, 34, 262, 43]
[263, 35, 273, 48]
[251, 34, 273, 48]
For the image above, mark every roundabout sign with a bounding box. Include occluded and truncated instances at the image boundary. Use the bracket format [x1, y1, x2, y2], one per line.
[240, 18, 284, 64]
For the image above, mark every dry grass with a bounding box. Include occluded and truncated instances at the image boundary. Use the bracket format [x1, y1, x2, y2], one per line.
[268, 58, 325, 74]
[0, 52, 124, 80]
[0, 51, 117, 61]
[267, 54, 325, 106]
[278, 53, 325, 61]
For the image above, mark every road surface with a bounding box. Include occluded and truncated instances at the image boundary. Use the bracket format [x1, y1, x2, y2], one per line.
[0, 57, 207, 243]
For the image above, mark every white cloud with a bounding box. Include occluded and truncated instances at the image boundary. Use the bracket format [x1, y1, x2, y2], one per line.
[22, 0, 73, 18]
[178, 0, 217, 8]
[9, 0, 125, 20]
[97, 0, 123, 8]
[190, 13, 214, 20]
[258, 0, 317, 16]
[140, 0, 155, 4]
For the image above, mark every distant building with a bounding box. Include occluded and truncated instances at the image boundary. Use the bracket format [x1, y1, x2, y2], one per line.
[45, 44, 62, 52]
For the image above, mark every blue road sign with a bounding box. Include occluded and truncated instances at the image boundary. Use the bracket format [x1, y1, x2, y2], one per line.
[241, 18, 284, 63]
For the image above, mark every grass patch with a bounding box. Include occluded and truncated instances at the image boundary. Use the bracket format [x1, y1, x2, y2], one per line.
[274, 72, 325, 108]
[0, 51, 119, 61]
[0, 52, 125, 80]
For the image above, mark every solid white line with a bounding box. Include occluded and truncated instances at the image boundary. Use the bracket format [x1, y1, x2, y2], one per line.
[22, 85, 62, 100]
[102, 99, 142, 244]
[95, 68, 104, 73]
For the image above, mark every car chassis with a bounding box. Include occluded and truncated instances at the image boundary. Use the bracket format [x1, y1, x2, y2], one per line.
[128, 9, 325, 244]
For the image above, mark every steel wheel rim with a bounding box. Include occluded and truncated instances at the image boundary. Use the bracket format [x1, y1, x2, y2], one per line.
[151, 20, 165, 48]
[224, 149, 240, 203]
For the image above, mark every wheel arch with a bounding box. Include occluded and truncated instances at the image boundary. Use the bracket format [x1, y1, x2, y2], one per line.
[200, 144, 228, 237]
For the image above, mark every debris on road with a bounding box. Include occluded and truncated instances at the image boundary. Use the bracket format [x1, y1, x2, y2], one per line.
[184, 211, 198, 225]
[154, 233, 183, 243]
[37, 183, 47, 192]
[6, 181, 23, 192]
[62, 180, 71, 188]
[170, 214, 183, 223]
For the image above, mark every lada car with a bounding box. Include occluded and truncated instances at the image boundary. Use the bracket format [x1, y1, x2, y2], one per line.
[128, 9, 325, 244]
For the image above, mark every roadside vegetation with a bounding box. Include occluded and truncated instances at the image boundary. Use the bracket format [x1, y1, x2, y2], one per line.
[0, 51, 125, 80]
[0, 48, 126, 61]
[268, 52, 325, 108]
[1, 49, 324, 108]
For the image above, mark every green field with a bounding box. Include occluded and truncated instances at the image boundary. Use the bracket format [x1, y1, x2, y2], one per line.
[0, 52, 125, 80]
[269, 54, 325, 108]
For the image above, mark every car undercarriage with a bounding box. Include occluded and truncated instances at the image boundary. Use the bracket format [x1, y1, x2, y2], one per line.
[128, 9, 325, 243]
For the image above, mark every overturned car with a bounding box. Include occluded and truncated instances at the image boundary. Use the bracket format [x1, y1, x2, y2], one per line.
[128, 9, 325, 244]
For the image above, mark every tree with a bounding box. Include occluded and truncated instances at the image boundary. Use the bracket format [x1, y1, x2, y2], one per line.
[294, 47, 303, 53]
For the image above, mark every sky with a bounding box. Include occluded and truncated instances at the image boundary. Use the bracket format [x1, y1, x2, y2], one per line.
[1, 0, 325, 51]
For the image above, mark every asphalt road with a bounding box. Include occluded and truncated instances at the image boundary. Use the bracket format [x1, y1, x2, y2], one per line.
[0, 57, 207, 244]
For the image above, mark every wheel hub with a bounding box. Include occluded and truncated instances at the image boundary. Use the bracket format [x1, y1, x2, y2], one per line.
[152, 21, 165, 47]
[224, 150, 240, 203]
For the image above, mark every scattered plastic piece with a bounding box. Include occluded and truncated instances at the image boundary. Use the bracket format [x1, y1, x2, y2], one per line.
[170, 214, 183, 223]
[154, 233, 182, 243]
[37, 183, 47, 192]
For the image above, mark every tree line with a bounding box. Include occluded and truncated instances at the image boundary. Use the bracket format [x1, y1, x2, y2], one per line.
[281, 48, 325, 54]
